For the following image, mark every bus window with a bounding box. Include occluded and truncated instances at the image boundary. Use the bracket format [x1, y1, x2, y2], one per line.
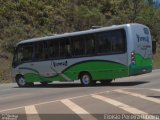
[34, 42, 45, 60]
[71, 36, 85, 56]
[66, 40, 72, 57]
[17, 45, 33, 63]
[111, 30, 126, 53]
[48, 38, 71, 59]
[48, 40, 59, 59]
[85, 35, 95, 55]
[59, 38, 71, 58]
[96, 32, 112, 54]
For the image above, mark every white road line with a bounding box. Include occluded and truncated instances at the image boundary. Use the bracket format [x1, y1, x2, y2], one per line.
[61, 99, 97, 120]
[114, 89, 160, 104]
[0, 90, 113, 113]
[0, 95, 87, 113]
[25, 105, 41, 120]
[91, 94, 147, 114]
[150, 89, 160, 92]
[0, 93, 32, 101]
[91, 94, 158, 120]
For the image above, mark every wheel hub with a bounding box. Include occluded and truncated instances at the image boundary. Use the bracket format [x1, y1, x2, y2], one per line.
[82, 75, 90, 85]
[19, 77, 26, 86]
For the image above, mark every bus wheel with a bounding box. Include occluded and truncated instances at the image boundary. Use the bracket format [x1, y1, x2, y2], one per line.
[16, 76, 33, 87]
[100, 79, 112, 85]
[80, 73, 92, 86]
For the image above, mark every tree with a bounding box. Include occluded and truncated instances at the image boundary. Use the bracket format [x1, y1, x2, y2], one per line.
[0, 0, 160, 52]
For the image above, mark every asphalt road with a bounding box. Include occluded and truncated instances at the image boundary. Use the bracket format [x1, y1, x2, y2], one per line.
[0, 69, 160, 120]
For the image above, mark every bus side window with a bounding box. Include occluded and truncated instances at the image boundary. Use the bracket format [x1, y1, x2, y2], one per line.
[97, 32, 112, 54]
[72, 40, 79, 56]
[111, 36, 118, 52]
[66, 41, 72, 57]
[111, 30, 126, 53]
[85, 35, 95, 55]
[48, 40, 59, 59]
[59, 38, 71, 58]
[71, 36, 85, 57]
[17, 45, 33, 62]
[34, 42, 45, 60]
[16, 47, 23, 63]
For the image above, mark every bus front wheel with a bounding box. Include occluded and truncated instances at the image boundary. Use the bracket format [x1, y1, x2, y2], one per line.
[80, 73, 94, 86]
[16, 75, 34, 87]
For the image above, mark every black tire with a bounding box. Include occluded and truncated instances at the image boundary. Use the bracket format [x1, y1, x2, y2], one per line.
[100, 79, 112, 85]
[91, 80, 97, 86]
[16, 75, 34, 87]
[26, 82, 34, 87]
[80, 73, 93, 86]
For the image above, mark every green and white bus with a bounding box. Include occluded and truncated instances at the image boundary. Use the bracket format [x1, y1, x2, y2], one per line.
[12, 23, 153, 87]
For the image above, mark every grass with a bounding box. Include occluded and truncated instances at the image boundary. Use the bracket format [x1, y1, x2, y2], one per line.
[0, 53, 13, 83]
[153, 44, 160, 69]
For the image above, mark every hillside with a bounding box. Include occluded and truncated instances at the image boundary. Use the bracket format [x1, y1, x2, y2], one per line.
[0, 0, 160, 83]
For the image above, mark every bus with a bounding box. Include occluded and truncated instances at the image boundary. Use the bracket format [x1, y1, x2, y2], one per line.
[12, 23, 153, 87]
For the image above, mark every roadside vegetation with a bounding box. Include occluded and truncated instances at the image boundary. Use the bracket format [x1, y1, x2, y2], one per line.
[0, 0, 160, 83]
[0, 52, 12, 83]
[153, 45, 160, 69]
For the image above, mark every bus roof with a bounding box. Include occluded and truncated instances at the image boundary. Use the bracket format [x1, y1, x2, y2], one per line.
[16, 23, 145, 46]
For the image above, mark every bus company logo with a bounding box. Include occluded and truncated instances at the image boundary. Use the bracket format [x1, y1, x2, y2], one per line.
[136, 34, 149, 43]
[143, 28, 149, 35]
[52, 61, 68, 67]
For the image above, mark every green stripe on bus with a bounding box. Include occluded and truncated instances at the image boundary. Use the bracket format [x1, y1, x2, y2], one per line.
[63, 60, 129, 80]
[24, 60, 129, 82]
[24, 73, 64, 82]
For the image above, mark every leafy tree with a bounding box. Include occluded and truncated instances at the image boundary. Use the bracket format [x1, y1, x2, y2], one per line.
[0, 0, 160, 52]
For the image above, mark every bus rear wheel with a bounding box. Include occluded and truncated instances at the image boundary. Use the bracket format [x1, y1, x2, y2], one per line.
[16, 75, 34, 87]
[80, 73, 94, 86]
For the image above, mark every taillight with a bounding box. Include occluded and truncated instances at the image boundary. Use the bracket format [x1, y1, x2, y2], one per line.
[131, 52, 135, 64]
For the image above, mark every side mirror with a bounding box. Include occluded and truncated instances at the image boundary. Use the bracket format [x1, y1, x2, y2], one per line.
[152, 41, 156, 54]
